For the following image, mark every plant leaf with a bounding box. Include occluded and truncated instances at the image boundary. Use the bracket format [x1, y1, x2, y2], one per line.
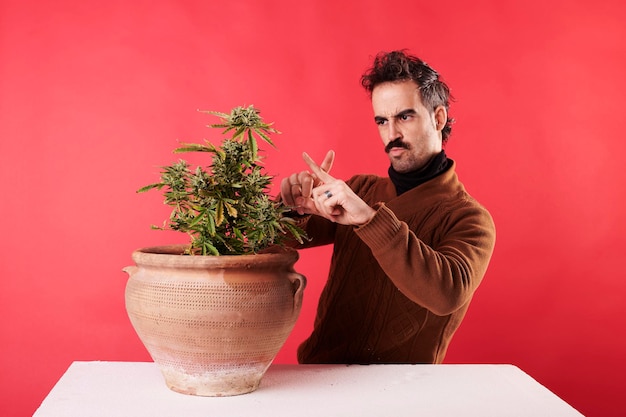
[207, 211, 216, 236]
[254, 128, 275, 147]
[173, 143, 215, 153]
[137, 183, 164, 193]
[248, 130, 258, 160]
[199, 109, 229, 119]
[203, 242, 219, 256]
[215, 201, 224, 226]
[224, 201, 238, 217]
[187, 210, 205, 228]
[232, 125, 246, 141]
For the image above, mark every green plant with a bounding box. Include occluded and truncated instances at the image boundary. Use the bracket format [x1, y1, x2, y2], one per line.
[138, 105, 306, 255]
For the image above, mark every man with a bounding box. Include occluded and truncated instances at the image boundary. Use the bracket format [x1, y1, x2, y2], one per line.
[280, 50, 495, 364]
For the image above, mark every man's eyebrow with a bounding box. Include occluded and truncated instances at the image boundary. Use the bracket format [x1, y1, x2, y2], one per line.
[395, 109, 417, 118]
[374, 109, 416, 123]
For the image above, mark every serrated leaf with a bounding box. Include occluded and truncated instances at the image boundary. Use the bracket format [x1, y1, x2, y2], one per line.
[215, 201, 224, 226]
[254, 128, 275, 147]
[187, 210, 205, 228]
[248, 130, 258, 160]
[203, 242, 219, 256]
[207, 123, 229, 129]
[281, 220, 307, 244]
[232, 125, 246, 141]
[199, 109, 229, 119]
[224, 201, 238, 217]
[173, 142, 215, 153]
[137, 183, 164, 193]
[207, 211, 216, 236]
[280, 216, 297, 225]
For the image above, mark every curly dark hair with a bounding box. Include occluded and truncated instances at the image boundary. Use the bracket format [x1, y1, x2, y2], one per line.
[361, 50, 455, 142]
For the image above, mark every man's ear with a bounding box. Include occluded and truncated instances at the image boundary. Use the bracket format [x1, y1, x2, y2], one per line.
[433, 106, 447, 132]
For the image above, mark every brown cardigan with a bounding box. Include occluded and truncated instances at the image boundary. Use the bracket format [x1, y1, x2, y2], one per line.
[296, 161, 496, 364]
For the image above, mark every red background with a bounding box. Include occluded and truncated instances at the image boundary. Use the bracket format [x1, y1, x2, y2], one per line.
[1, 1, 625, 416]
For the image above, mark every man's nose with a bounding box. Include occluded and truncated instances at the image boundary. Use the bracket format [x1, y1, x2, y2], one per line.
[387, 120, 401, 141]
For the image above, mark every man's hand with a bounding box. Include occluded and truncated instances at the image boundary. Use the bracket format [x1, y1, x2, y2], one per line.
[296, 151, 376, 226]
[280, 150, 336, 215]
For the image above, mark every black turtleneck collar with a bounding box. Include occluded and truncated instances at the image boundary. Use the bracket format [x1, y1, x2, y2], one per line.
[388, 150, 452, 196]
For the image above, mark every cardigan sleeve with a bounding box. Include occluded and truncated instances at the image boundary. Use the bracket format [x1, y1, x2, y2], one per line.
[354, 201, 496, 316]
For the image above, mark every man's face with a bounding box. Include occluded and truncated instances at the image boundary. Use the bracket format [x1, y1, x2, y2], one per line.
[371, 80, 444, 173]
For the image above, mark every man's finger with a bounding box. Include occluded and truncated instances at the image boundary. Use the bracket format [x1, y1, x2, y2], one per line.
[303, 152, 334, 183]
[320, 150, 335, 175]
[280, 177, 295, 206]
[301, 174, 314, 198]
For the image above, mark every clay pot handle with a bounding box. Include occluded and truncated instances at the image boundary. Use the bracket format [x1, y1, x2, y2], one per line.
[122, 266, 138, 277]
[289, 272, 307, 313]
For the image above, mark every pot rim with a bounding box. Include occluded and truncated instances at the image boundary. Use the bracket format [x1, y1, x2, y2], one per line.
[130, 244, 299, 269]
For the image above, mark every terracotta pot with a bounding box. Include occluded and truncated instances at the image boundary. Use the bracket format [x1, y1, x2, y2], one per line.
[123, 245, 306, 396]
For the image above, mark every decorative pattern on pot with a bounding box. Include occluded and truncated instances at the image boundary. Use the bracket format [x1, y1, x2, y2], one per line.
[124, 245, 306, 396]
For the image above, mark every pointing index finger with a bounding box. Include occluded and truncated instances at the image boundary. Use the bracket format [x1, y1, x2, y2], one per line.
[302, 152, 334, 183]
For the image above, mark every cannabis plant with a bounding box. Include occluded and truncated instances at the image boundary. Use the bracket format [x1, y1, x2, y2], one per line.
[138, 105, 305, 255]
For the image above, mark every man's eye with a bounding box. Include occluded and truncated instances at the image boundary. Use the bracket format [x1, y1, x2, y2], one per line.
[375, 119, 387, 126]
[400, 114, 410, 120]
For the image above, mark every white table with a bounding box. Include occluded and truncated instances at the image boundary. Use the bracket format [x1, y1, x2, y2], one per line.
[34, 361, 583, 417]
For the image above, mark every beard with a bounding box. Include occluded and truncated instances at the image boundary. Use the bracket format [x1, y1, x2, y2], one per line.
[389, 156, 421, 173]
[385, 138, 416, 173]
[386, 141, 433, 173]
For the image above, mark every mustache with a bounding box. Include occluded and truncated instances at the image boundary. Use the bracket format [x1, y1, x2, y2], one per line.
[385, 138, 410, 153]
